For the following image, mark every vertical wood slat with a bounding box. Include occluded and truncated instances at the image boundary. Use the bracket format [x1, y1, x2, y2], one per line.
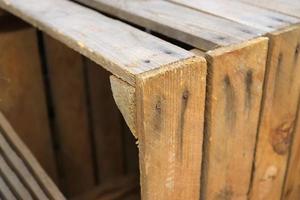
[0, 17, 58, 182]
[136, 56, 207, 200]
[42, 35, 96, 197]
[198, 38, 268, 200]
[85, 59, 125, 183]
[249, 26, 300, 200]
[283, 103, 300, 200]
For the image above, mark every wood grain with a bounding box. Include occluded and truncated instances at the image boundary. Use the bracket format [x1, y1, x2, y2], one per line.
[43, 35, 96, 197]
[198, 37, 268, 200]
[249, 26, 300, 200]
[0, 22, 57, 181]
[136, 56, 207, 200]
[169, 0, 299, 32]
[239, 0, 300, 18]
[75, 0, 264, 51]
[0, 0, 193, 85]
[283, 105, 300, 200]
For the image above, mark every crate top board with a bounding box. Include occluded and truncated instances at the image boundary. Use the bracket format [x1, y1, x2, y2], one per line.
[72, 0, 300, 50]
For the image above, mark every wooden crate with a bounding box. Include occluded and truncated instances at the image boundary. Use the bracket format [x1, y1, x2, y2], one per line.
[0, 0, 299, 200]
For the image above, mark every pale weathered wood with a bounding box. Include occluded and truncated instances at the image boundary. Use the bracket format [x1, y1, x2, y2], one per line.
[0, 112, 65, 200]
[75, 0, 264, 51]
[136, 56, 206, 200]
[283, 105, 300, 200]
[249, 26, 300, 200]
[110, 76, 136, 137]
[0, 176, 17, 200]
[0, 0, 193, 85]
[0, 22, 58, 181]
[43, 35, 96, 196]
[85, 59, 125, 184]
[239, 0, 300, 18]
[196, 37, 268, 200]
[169, 0, 299, 32]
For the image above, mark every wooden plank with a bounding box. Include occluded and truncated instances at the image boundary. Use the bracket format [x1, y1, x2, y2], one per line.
[0, 132, 48, 199]
[283, 105, 300, 200]
[239, 0, 300, 18]
[0, 0, 193, 85]
[0, 21, 58, 181]
[196, 38, 268, 200]
[169, 0, 299, 32]
[0, 112, 65, 200]
[249, 26, 300, 200]
[85, 59, 125, 183]
[136, 56, 206, 200]
[75, 0, 264, 51]
[43, 35, 96, 197]
[0, 154, 33, 200]
[0, 174, 17, 200]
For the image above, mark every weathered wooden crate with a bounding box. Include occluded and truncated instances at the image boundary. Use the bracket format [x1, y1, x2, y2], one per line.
[0, 0, 299, 200]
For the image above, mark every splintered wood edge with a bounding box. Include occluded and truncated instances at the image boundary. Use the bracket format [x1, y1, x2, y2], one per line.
[110, 56, 206, 139]
[110, 76, 137, 138]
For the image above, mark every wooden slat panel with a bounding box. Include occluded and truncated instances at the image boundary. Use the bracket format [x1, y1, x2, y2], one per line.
[0, 0, 193, 85]
[249, 26, 300, 200]
[0, 112, 65, 200]
[0, 20, 58, 181]
[0, 133, 48, 199]
[43, 35, 96, 197]
[0, 154, 33, 200]
[283, 105, 300, 200]
[85, 59, 125, 183]
[198, 38, 268, 200]
[0, 174, 17, 200]
[239, 0, 300, 18]
[75, 0, 264, 51]
[169, 0, 299, 32]
[136, 57, 207, 200]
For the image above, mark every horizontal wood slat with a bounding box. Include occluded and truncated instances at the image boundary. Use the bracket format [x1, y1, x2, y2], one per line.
[0, 0, 193, 85]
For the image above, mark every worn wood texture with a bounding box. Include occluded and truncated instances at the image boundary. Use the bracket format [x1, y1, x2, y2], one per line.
[0, 0, 193, 85]
[136, 56, 206, 200]
[198, 38, 268, 200]
[85, 60, 125, 184]
[283, 105, 300, 200]
[75, 0, 264, 51]
[239, 0, 300, 18]
[0, 20, 57, 181]
[249, 26, 300, 200]
[169, 0, 299, 32]
[0, 112, 65, 200]
[43, 35, 96, 197]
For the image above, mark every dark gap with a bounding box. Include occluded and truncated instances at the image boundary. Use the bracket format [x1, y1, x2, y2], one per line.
[36, 31, 65, 193]
[280, 93, 300, 200]
[0, 189, 7, 200]
[71, 0, 194, 50]
[121, 116, 130, 175]
[200, 55, 214, 200]
[81, 57, 100, 184]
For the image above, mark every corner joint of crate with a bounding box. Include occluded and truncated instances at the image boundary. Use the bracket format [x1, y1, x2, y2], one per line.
[110, 75, 137, 138]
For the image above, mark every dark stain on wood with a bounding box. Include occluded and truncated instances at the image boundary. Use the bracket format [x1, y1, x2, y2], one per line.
[273, 53, 283, 99]
[216, 186, 233, 200]
[289, 43, 300, 91]
[270, 117, 295, 155]
[153, 97, 162, 132]
[245, 69, 253, 111]
[177, 89, 189, 160]
[224, 75, 236, 128]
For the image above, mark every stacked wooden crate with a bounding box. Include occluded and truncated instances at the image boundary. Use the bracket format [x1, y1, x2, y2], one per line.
[0, 0, 299, 199]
